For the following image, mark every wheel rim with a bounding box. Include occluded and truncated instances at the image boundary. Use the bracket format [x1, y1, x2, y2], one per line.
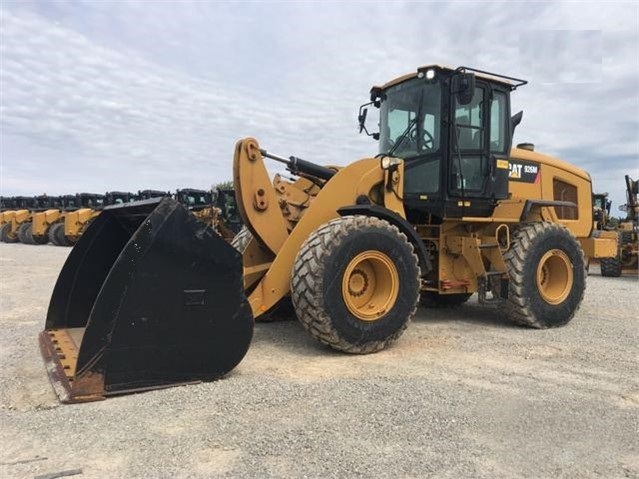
[536, 249, 573, 305]
[342, 251, 399, 321]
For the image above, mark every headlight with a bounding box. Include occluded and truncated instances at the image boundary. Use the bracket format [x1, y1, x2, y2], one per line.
[380, 157, 401, 170]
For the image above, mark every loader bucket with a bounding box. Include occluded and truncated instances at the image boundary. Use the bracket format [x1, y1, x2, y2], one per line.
[39, 198, 253, 403]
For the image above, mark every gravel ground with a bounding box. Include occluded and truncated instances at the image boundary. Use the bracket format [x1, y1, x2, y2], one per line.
[0, 242, 637, 479]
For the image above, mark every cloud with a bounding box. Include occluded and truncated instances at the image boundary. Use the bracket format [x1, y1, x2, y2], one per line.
[0, 1, 637, 210]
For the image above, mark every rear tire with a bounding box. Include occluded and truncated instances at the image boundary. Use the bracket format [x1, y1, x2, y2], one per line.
[419, 292, 472, 308]
[0, 223, 18, 243]
[49, 222, 71, 246]
[17, 222, 33, 244]
[504, 222, 586, 328]
[291, 215, 420, 353]
[600, 256, 622, 277]
[48, 222, 61, 246]
[32, 232, 48, 245]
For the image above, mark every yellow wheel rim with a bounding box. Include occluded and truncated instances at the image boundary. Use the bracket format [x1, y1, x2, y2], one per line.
[536, 249, 573, 305]
[342, 251, 399, 321]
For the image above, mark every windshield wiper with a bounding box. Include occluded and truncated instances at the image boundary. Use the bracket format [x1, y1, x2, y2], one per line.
[386, 116, 418, 158]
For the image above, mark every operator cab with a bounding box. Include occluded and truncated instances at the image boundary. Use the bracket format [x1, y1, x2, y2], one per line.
[14, 196, 37, 210]
[137, 189, 173, 201]
[176, 188, 213, 211]
[215, 188, 243, 234]
[104, 191, 136, 205]
[359, 65, 527, 220]
[78, 193, 105, 209]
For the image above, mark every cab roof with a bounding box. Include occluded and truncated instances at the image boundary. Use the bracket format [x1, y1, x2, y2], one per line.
[373, 65, 527, 93]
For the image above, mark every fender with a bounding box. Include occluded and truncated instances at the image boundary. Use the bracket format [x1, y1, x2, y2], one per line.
[520, 199, 576, 222]
[338, 204, 433, 275]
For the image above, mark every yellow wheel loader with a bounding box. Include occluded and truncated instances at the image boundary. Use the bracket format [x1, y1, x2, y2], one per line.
[215, 188, 243, 240]
[175, 187, 217, 228]
[32, 194, 132, 246]
[16, 196, 63, 245]
[600, 175, 639, 276]
[0, 196, 18, 236]
[59, 193, 105, 246]
[174, 188, 242, 240]
[40, 65, 617, 403]
[53, 192, 139, 246]
[1, 196, 40, 243]
[45, 195, 81, 246]
[592, 192, 612, 231]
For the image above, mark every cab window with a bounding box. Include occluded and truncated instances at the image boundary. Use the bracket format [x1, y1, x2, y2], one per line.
[455, 87, 483, 151]
[490, 91, 507, 153]
[452, 87, 486, 194]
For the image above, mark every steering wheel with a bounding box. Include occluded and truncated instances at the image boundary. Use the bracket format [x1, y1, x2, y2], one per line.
[409, 128, 435, 151]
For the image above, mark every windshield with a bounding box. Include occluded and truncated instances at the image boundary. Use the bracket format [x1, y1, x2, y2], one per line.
[379, 78, 442, 158]
[593, 196, 606, 209]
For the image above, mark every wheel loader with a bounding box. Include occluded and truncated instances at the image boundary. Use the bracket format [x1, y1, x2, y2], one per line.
[174, 188, 242, 240]
[174, 187, 219, 231]
[1, 195, 42, 243]
[592, 192, 612, 231]
[215, 187, 243, 238]
[600, 175, 639, 276]
[17, 196, 63, 245]
[0, 196, 17, 227]
[176, 188, 213, 215]
[58, 193, 105, 246]
[40, 65, 617, 403]
[45, 195, 81, 246]
[30, 193, 133, 246]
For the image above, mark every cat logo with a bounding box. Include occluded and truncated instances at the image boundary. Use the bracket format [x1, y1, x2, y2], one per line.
[509, 163, 523, 179]
[509, 160, 540, 184]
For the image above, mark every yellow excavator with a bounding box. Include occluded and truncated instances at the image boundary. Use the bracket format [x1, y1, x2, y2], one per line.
[39, 65, 616, 403]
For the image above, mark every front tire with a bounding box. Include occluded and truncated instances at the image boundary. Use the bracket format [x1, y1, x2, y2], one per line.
[620, 231, 638, 269]
[49, 222, 71, 246]
[32, 232, 48, 245]
[0, 223, 18, 243]
[504, 222, 586, 328]
[17, 222, 33, 244]
[291, 215, 420, 353]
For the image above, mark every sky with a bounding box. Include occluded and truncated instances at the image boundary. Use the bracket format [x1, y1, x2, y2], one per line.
[0, 0, 637, 211]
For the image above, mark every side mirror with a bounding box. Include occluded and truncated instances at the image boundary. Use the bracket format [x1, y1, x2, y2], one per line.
[357, 102, 380, 140]
[511, 110, 524, 134]
[452, 73, 476, 105]
[358, 106, 368, 134]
